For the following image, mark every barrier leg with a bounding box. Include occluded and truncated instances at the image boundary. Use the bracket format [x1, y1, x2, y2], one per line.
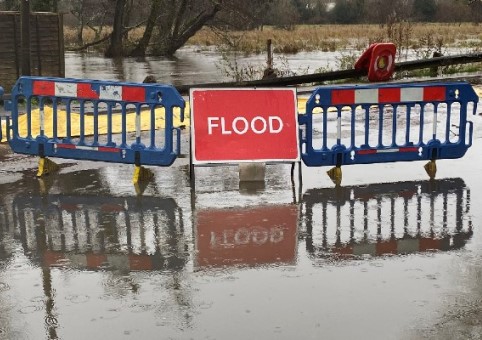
[327, 166, 342, 186]
[37, 157, 59, 177]
[424, 160, 437, 180]
[132, 165, 154, 185]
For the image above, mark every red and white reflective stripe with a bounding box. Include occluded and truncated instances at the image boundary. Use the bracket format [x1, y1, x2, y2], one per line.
[56, 143, 120, 153]
[43, 252, 154, 270]
[334, 237, 444, 257]
[331, 86, 446, 105]
[357, 146, 419, 155]
[32, 80, 146, 102]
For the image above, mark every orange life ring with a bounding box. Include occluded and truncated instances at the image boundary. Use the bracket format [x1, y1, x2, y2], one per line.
[367, 43, 396, 82]
[354, 43, 396, 82]
[354, 43, 376, 72]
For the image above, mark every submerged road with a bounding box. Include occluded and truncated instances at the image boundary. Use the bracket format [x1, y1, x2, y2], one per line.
[0, 87, 482, 340]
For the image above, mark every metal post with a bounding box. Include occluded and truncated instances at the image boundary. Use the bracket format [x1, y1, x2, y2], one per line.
[267, 39, 273, 69]
[189, 128, 196, 188]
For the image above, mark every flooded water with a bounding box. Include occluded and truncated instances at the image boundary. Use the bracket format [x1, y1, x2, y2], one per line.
[2, 121, 482, 339]
[64, 47, 345, 86]
[63, 47, 476, 87]
[1, 50, 482, 339]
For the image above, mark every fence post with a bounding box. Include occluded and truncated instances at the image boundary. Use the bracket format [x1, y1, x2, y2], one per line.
[21, 0, 31, 76]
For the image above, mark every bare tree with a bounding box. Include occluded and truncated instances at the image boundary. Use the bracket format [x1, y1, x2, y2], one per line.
[265, 0, 300, 30]
[70, 0, 109, 44]
[434, 0, 470, 22]
[128, 0, 223, 57]
[152, 0, 222, 56]
[104, 0, 127, 57]
[129, 0, 162, 57]
[213, 0, 274, 30]
[70, 0, 87, 44]
[85, 0, 273, 57]
[3, 0, 19, 10]
[467, 0, 482, 23]
[363, 0, 413, 25]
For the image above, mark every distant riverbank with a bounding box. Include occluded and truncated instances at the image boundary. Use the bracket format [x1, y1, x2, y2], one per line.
[187, 23, 482, 55]
[65, 23, 482, 56]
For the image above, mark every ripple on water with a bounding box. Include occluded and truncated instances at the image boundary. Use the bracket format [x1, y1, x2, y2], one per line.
[98, 308, 121, 320]
[128, 303, 155, 313]
[155, 316, 176, 327]
[19, 305, 43, 314]
[44, 315, 59, 328]
[65, 294, 90, 304]
[0, 282, 10, 292]
[30, 296, 46, 303]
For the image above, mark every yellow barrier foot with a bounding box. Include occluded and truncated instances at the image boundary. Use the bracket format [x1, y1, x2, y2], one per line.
[133, 165, 154, 195]
[327, 166, 342, 186]
[37, 157, 60, 177]
[132, 165, 154, 185]
[424, 160, 437, 180]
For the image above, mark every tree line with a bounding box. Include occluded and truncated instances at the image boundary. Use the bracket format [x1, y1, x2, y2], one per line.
[0, 0, 480, 57]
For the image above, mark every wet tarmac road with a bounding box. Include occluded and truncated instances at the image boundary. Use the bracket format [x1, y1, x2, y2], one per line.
[1, 99, 482, 339]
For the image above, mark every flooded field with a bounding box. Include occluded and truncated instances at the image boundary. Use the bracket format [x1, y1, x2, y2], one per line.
[63, 47, 479, 87]
[1, 50, 482, 339]
[63, 48, 360, 85]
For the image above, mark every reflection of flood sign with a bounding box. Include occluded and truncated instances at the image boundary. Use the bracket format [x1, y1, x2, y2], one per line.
[190, 88, 299, 164]
[196, 205, 298, 267]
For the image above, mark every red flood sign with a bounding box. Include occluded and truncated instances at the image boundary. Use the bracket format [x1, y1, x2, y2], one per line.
[190, 88, 300, 164]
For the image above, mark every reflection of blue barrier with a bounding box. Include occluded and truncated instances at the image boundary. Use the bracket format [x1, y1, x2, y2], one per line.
[302, 178, 472, 259]
[299, 82, 479, 167]
[7, 76, 185, 166]
[10, 194, 186, 271]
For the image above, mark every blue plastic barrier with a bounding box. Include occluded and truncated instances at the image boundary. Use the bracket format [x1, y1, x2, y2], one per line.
[299, 82, 479, 167]
[6, 76, 185, 166]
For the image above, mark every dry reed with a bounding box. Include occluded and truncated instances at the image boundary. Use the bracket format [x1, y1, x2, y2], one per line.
[188, 23, 482, 54]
